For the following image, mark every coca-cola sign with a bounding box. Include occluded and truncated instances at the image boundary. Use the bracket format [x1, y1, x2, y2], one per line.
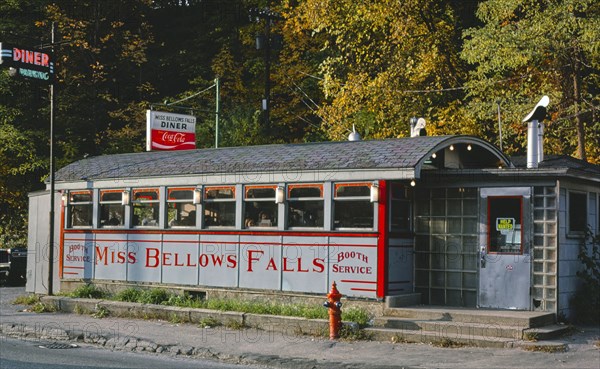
[146, 110, 196, 151]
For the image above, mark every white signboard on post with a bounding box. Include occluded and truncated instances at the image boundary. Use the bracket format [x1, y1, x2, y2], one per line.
[146, 110, 196, 151]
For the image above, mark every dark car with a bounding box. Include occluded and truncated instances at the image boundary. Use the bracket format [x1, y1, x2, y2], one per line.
[0, 248, 27, 285]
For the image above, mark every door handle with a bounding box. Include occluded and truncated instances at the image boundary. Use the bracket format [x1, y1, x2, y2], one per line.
[480, 249, 486, 268]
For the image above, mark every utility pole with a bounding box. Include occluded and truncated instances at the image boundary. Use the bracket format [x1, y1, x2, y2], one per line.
[249, 5, 282, 132]
[215, 77, 220, 148]
[497, 100, 503, 152]
[48, 22, 55, 295]
[263, 18, 271, 129]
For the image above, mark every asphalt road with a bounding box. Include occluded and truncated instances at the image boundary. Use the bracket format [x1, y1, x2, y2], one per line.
[0, 336, 257, 369]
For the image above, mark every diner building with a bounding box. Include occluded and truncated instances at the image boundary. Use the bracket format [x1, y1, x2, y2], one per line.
[26, 135, 599, 320]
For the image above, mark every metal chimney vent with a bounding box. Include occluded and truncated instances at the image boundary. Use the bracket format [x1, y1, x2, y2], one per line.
[522, 96, 549, 169]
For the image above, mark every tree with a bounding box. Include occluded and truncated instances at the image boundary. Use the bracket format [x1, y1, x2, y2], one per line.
[0, 84, 47, 247]
[284, 0, 471, 140]
[40, 0, 156, 158]
[0, 0, 51, 247]
[462, 0, 600, 163]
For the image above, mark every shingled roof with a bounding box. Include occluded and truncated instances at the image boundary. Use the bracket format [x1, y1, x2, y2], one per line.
[54, 135, 510, 183]
[510, 155, 600, 180]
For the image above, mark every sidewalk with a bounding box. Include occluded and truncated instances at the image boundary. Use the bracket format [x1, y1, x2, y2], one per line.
[1, 287, 599, 369]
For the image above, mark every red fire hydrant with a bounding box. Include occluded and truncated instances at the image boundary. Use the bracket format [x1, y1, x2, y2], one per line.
[323, 281, 342, 340]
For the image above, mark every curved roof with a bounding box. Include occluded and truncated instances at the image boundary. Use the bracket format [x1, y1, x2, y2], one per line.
[54, 135, 511, 184]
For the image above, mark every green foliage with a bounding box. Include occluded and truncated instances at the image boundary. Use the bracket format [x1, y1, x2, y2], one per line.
[198, 316, 222, 328]
[0, 93, 47, 248]
[461, 0, 600, 162]
[12, 294, 40, 306]
[73, 304, 88, 315]
[138, 288, 170, 305]
[339, 323, 373, 341]
[432, 337, 465, 348]
[169, 313, 182, 324]
[31, 302, 58, 313]
[91, 305, 110, 319]
[571, 230, 600, 323]
[203, 298, 330, 320]
[114, 288, 143, 302]
[69, 284, 107, 299]
[163, 293, 204, 308]
[225, 320, 246, 330]
[286, 0, 470, 140]
[342, 306, 372, 328]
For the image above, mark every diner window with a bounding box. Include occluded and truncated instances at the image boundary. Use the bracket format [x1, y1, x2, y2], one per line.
[204, 186, 235, 227]
[100, 190, 125, 227]
[167, 188, 196, 227]
[390, 183, 411, 232]
[132, 188, 159, 227]
[568, 191, 587, 235]
[287, 184, 324, 228]
[244, 186, 277, 228]
[68, 190, 93, 227]
[333, 183, 374, 229]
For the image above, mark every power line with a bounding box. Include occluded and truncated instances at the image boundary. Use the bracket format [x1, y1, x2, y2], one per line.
[298, 66, 573, 95]
[299, 70, 527, 94]
[165, 83, 216, 106]
[290, 82, 346, 131]
[289, 83, 358, 138]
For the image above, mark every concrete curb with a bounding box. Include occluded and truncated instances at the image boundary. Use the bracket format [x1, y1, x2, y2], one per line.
[37, 296, 574, 350]
[16, 295, 371, 368]
[39, 295, 331, 334]
[0, 319, 380, 369]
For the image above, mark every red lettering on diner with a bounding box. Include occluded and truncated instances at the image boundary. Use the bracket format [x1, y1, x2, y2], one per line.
[266, 257, 278, 271]
[12, 48, 50, 67]
[187, 254, 197, 267]
[173, 253, 185, 267]
[162, 252, 172, 266]
[283, 257, 294, 272]
[312, 258, 325, 273]
[332, 264, 372, 274]
[227, 254, 237, 268]
[146, 248, 160, 268]
[247, 250, 264, 272]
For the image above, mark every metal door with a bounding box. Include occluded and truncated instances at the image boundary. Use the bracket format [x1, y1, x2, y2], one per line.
[478, 187, 531, 310]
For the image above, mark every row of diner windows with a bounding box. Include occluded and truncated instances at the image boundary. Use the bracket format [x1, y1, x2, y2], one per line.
[65, 182, 412, 231]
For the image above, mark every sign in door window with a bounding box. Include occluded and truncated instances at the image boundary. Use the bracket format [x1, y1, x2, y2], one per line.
[488, 197, 522, 254]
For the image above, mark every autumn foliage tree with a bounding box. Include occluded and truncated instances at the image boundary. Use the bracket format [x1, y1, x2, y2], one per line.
[461, 0, 600, 161]
[282, 0, 473, 140]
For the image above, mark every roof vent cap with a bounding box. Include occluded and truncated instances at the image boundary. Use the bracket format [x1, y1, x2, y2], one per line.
[410, 117, 427, 137]
[348, 125, 361, 141]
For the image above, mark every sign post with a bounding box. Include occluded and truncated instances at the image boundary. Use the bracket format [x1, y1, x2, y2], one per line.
[48, 26, 55, 295]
